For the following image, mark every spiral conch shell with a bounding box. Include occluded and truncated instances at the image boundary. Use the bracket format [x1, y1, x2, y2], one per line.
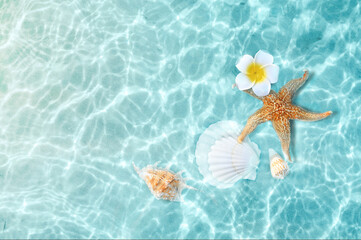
[133, 162, 195, 201]
[269, 149, 289, 179]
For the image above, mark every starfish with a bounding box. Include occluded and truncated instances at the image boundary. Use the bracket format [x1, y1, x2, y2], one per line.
[237, 70, 332, 162]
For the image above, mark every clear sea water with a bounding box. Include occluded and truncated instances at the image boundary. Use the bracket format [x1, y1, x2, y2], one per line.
[0, 0, 360, 239]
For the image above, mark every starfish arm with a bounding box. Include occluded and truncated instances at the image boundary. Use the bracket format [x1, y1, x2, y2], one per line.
[272, 118, 292, 162]
[289, 105, 333, 121]
[237, 108, 269, 143]
[279, 69, 309, 102]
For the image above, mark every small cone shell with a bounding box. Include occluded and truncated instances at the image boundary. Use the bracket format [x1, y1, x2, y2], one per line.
[269, 149, 289, 179]
[133, 163, 193, 201]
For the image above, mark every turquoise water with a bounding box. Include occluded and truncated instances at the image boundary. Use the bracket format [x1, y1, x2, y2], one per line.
[0, 0, 360, 238]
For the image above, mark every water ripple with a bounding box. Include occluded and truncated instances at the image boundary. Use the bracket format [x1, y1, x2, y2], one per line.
[0, 0, 360, 239]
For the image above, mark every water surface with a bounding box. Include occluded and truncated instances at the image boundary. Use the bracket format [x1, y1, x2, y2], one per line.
[0, 0, 360, 239]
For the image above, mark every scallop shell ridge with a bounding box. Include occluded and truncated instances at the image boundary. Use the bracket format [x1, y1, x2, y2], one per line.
[195, 121, 261, 188]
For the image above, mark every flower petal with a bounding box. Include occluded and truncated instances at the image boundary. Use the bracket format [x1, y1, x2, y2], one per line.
[264, 64, 279, 83]
[255, 50, 273, 66]
[235, 73, 254, 90]
[236, 55, 254, 73]
[252, 79, 271, 97]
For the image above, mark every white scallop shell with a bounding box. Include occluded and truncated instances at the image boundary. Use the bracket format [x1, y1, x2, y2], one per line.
[269, 149, 289, 179]
[195, 121, 260, 188]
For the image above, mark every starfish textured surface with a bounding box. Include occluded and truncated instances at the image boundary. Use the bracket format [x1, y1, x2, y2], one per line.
[237, 70, 332, 162]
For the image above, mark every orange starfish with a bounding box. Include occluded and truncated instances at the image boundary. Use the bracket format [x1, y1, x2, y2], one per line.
[237, 70, 332, 162]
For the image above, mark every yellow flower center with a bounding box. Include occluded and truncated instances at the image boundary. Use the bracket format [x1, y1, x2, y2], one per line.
[246, 62, 266, 83]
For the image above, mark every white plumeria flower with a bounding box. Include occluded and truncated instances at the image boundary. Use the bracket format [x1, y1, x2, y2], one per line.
[235, 50, 279, 97]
